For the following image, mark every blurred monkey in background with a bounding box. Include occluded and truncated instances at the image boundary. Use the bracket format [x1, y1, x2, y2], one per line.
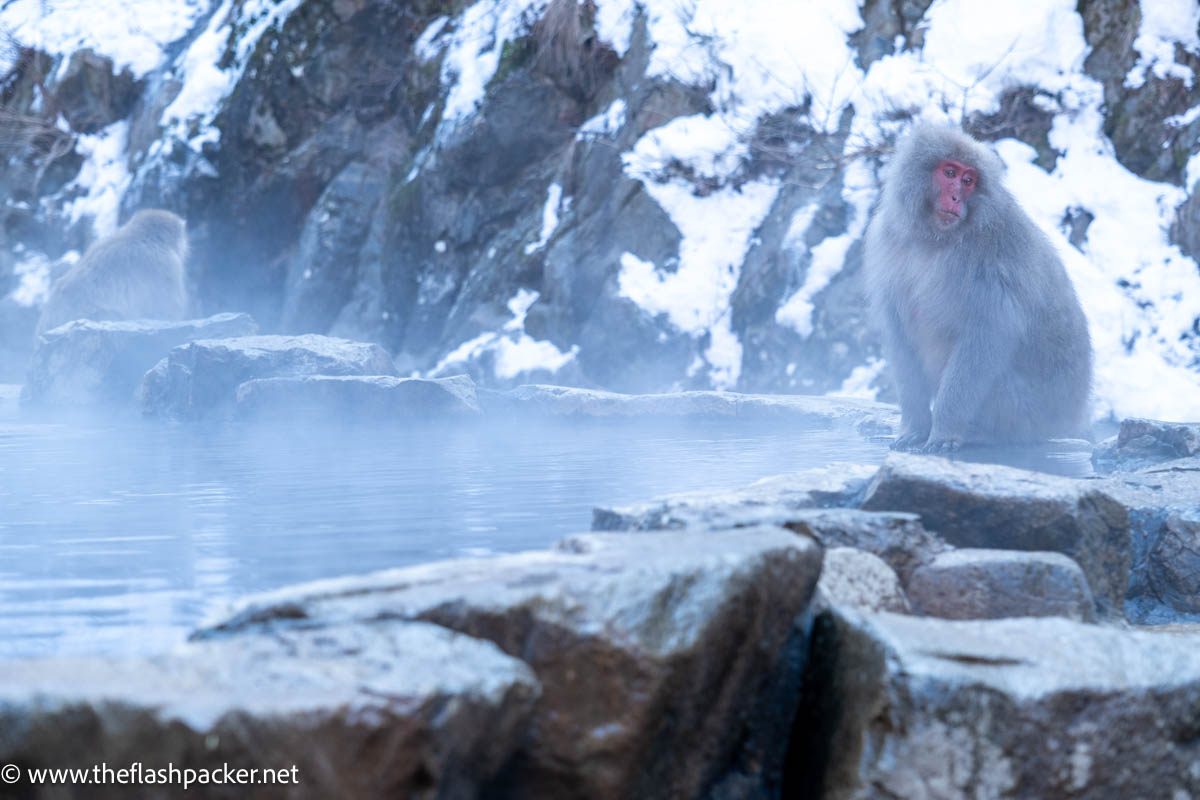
[36, 209, 189, 337]
[862, 124, 1092, 452]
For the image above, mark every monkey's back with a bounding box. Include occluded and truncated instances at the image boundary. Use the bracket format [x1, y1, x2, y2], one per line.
[36, 217, 188, 336]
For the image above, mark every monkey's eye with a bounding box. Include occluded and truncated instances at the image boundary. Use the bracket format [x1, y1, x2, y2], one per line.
[944, 167, 955, 178]
[963, 174, 974, 185]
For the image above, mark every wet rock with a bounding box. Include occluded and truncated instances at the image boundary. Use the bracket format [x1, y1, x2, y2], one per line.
[860, 453, 1129, 619]
[53, 49, 142, 135]
[236, 374, 481, 421]
[1098, 461, 1200, 624]
[906, 549, 1095, 622]
[789, 609, 1200, 800]
[1092, 417, 1200, 473]
[199, 527, 822, 800]
[21, 313, 258, 411]
[593, 464, 881, 531]
[483, 384, 899, 434]
[139, 334, 397, 421]
[815, 547, 911, 614]
[0, 621, 539, 800]
[783, 509, 949, 585]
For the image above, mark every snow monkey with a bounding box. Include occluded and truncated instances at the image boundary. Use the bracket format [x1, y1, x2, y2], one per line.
[36, 209, 190, 337]
[862, 124, 1092, 452]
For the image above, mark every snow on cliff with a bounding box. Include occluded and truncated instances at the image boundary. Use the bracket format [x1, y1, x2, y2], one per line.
[4, 0, 1199, 422]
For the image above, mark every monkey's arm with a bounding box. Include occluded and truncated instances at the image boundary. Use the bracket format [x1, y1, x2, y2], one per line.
[924, 294, 1022, 452]
[880, 306, 934, 450]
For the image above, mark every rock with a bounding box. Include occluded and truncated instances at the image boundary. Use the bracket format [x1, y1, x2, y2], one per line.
[788, 609, 1200, 800]
[906, 549, 1095, 622]
[53, 48, 142, 135]
[21, 313, 258, 411]
[483, 384, 899, 434]
[860, 453, 1129, 619]
[1098, 460, 1200, 624]
[814, 547, 911, 614]
[235, 374, 481, 421]
[593, 464, 881, 531]
[0, 621, 539, 800]
[138, 334, 397, 421]
[199, 527, 822, 800]
[1092, 417, 1200, 473]
[783, 509, 949, 585]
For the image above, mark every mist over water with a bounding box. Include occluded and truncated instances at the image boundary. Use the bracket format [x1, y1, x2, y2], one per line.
[0, 408, 888, 660]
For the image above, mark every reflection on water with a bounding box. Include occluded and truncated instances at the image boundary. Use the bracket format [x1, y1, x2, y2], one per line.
[0, 414, 887, 660]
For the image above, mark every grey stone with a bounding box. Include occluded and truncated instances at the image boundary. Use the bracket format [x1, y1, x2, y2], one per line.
[1099, 461, 1200, 624]
[0, 621, 539, 800]
[593, 464, 881, 531]
[1092, 417, 1200, 473]
[199, 526, 822, 800]
[138, 334, 397, 421]
[783, 508, 949, 584]
[906, 548, 1095, 622]
[815, 547, 911, 614]
[860, 453, 1129, 619]
[235, 373, 481, 421]
[791, 609, 1200, 800]
[21, 313, 258, 411]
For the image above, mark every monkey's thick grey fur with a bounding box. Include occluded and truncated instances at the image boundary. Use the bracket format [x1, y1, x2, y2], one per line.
[863, 124, 1092, 451]
[37, 209, 189, 338]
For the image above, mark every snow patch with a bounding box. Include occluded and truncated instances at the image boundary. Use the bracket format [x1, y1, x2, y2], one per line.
[1124, 0, 1200, 89]
[525, 183, 565, 254]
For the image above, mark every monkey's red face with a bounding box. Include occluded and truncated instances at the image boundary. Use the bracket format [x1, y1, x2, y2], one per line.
[932, 159, 977, 227]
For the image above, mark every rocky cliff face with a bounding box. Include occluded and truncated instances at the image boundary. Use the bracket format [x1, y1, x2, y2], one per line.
[0, 0, 1198, 411]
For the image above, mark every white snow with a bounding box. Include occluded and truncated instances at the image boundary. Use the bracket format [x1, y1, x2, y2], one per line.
[525, 183, 565, 254]
[1125, 0, 1200, 89]
[0, 0, 206, 77]
[578, 99, 627, 139]
[63, 122, 134, 235]
[431, 289, 578, 380]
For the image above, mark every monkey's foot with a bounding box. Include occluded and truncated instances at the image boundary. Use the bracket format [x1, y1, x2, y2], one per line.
[891, 431, 930, 451]
[920, 438, 962, 455]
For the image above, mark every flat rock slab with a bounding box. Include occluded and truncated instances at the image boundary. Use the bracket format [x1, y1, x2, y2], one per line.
[139, 334, 398, 420]
[1093, 417, 1200, 473]
[21, 313, 258, 411]
[792, 610, 1200, 800]
[484, 384, 899, 434]
[906, 548, 1095, 622]
[860, 453, 1129, 619]
[236, 374, 481, 420]
[0, 621, 538, 799]
[593, 463, 881, 530]
[1098, 461, 1200, 623]
[199, 527, 822, 800]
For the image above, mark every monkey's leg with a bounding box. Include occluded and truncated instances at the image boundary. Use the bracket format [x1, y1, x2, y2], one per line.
[924, 314, 1019, 452]
[882, 309, 933, 450]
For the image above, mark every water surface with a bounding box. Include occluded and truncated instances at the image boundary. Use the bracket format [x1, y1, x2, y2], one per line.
[0, 405, 887, 660]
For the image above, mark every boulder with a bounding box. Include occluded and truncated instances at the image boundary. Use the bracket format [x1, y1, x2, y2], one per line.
[814, 547, 911, 614]
[1098, 460, 1200, 624]
[593, 464, 881, 531]
[906, 549, 1095, 622]
[783, 509, 949, 584]
[21, 313, 258, 411]
[789, 609, 1200, 799]
[235, 374, 481, 421]
[1092, 417, 1200, 473]
[860, 453, 1129, 619]
[0, 621, 539, 800]
[199, 527, 823, 800]
[138, 334, 397, 421]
